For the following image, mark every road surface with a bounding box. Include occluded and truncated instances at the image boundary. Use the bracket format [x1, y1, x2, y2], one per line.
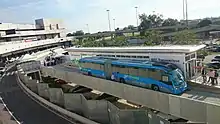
[0, 66, 75, 124]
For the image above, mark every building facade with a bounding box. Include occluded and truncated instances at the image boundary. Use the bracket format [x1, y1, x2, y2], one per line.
[0, 18, 66, 42]
[0, 18, 71, 62]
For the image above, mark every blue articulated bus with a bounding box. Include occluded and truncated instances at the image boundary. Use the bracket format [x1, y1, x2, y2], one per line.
[79, 57, 188, 95]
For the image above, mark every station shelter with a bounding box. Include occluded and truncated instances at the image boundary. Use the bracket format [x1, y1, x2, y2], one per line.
[66, 45, 206, 80]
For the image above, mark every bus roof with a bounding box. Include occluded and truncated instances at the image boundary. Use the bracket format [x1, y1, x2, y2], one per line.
[80, 57, 174, 72]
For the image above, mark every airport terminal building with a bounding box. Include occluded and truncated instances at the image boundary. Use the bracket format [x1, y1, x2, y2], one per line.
[0, 18, 71, 62]
[66, 45, 206, 79]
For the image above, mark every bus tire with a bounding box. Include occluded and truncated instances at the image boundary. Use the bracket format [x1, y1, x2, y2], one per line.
[152, 85, 159, 91]
[88, 72, 92, 76]
[120, 78, 125, 83]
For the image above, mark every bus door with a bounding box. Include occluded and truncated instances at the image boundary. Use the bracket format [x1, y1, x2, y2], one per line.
[104, 60, 112, 79]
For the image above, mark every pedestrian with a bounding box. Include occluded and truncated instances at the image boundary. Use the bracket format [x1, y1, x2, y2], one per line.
[214, 70, 219, 85]
[208, 69, 215, 85]
[201, 67, 207, 83]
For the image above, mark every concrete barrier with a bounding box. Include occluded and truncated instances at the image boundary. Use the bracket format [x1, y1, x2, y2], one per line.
[37, 83, 50, 99]
[49, 88, 64, 106]
[17, 73, 100, 124]
[206, 103, 220, 124]
[19, 66, 183, 124]
[26, 82, 38, 93]
[180, 98, 206, 122]
[41, 67, 220, 123]
[64, 94, 85, 115]
[87, 100, 109, 124]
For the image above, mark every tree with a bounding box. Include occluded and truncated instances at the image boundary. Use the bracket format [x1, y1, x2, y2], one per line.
[127, 25, 135, 30]
[74, 30, 84, 36]
[138, 12, 164, 36]
[162, 18, 179, 26]
[172, 30, 198, 45]
[113, 36, 129, 46]
[197, 19, 212, 27]
[139, 14, 151, 30]
[67, 33, 73, 37]
[123, 27, 128, 30]
[147, 13, 163, 27]
[144, 30, 163, 45]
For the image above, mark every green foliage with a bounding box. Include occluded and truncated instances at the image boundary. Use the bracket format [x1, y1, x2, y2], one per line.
[162, 18, 179, 26]
[73, 36, 129, 47]
[144, 30, 162, 45]
[197, 49, 209, 56]
[197, 19, 212, 28]
[75, 30, 84, 36]
[172, 30, 198, 45]
[138, 11, 180, 36]
[127, 25, 135, 30]
[67, 30, 84, 37]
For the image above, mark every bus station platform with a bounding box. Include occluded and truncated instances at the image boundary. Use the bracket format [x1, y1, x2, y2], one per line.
[190, 75, 220, 88]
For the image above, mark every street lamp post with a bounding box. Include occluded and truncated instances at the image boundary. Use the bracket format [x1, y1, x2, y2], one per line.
[182, 0, 185, 20]
[185, 0, 188, 27]
[135, 6, 139, 27]
[106, 10, 111, 31]
[113, 19, 116, 30]
[86, 24, 90, 33]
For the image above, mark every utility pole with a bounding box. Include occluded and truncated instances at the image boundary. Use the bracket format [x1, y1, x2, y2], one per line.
[106, 10, 111, 31]
[135, 6, 139, 27]
[185, 0, 189, 27]
[86, 24, 90, 33]
[113, 19, 116, 30]
[183, 0, 185, 20]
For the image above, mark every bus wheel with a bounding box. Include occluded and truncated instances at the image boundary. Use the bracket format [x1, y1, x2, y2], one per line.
[88, 72, 92, 76]
[120, 78, 125, 83]
[152, 85, 159, 91]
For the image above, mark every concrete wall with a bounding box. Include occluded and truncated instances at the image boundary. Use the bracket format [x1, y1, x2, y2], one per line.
[19, 70, 172, 124]
[87, 100, 109, 124]
[37, 83, 50, 99]
[49, 88, 64, 106]
[40, 67, 220, 124]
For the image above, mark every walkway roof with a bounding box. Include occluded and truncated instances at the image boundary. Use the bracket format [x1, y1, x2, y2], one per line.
[66, 45, 206, 54]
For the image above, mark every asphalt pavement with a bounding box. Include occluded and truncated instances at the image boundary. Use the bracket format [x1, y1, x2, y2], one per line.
[0, 66, 74, 124]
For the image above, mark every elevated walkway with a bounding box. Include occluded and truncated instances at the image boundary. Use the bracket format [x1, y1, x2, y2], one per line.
[41, 66, 220, 124]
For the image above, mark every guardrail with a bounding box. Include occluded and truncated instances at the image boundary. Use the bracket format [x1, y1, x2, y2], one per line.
[16, 70, 99, 124]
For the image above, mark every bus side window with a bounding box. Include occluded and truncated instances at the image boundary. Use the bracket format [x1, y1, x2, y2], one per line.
[112, 65, 120, 72]
[138, 68, 147, 77]
[149, 68, 161, 80]
[129, 67, 138, 76]
[94, 63, 100, 70]
[100, 64, 104, 71]
[119, 65, 129, 75]
[162, 75, 172, 85]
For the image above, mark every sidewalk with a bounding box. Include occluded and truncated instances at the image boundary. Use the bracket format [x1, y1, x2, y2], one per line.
[190, 75, 220, 88]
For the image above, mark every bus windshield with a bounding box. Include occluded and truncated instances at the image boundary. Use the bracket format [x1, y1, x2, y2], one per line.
[172, 69, 184, 86]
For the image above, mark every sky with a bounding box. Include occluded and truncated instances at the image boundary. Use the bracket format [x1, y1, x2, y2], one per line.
[0, 0, 220, 33]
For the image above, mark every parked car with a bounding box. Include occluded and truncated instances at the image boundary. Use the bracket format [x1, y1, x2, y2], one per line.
[211, 46, 220, 52]
[211, 55, 220, 62]
[0, 67, 6, 76]
[206, 61, 220, 69]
